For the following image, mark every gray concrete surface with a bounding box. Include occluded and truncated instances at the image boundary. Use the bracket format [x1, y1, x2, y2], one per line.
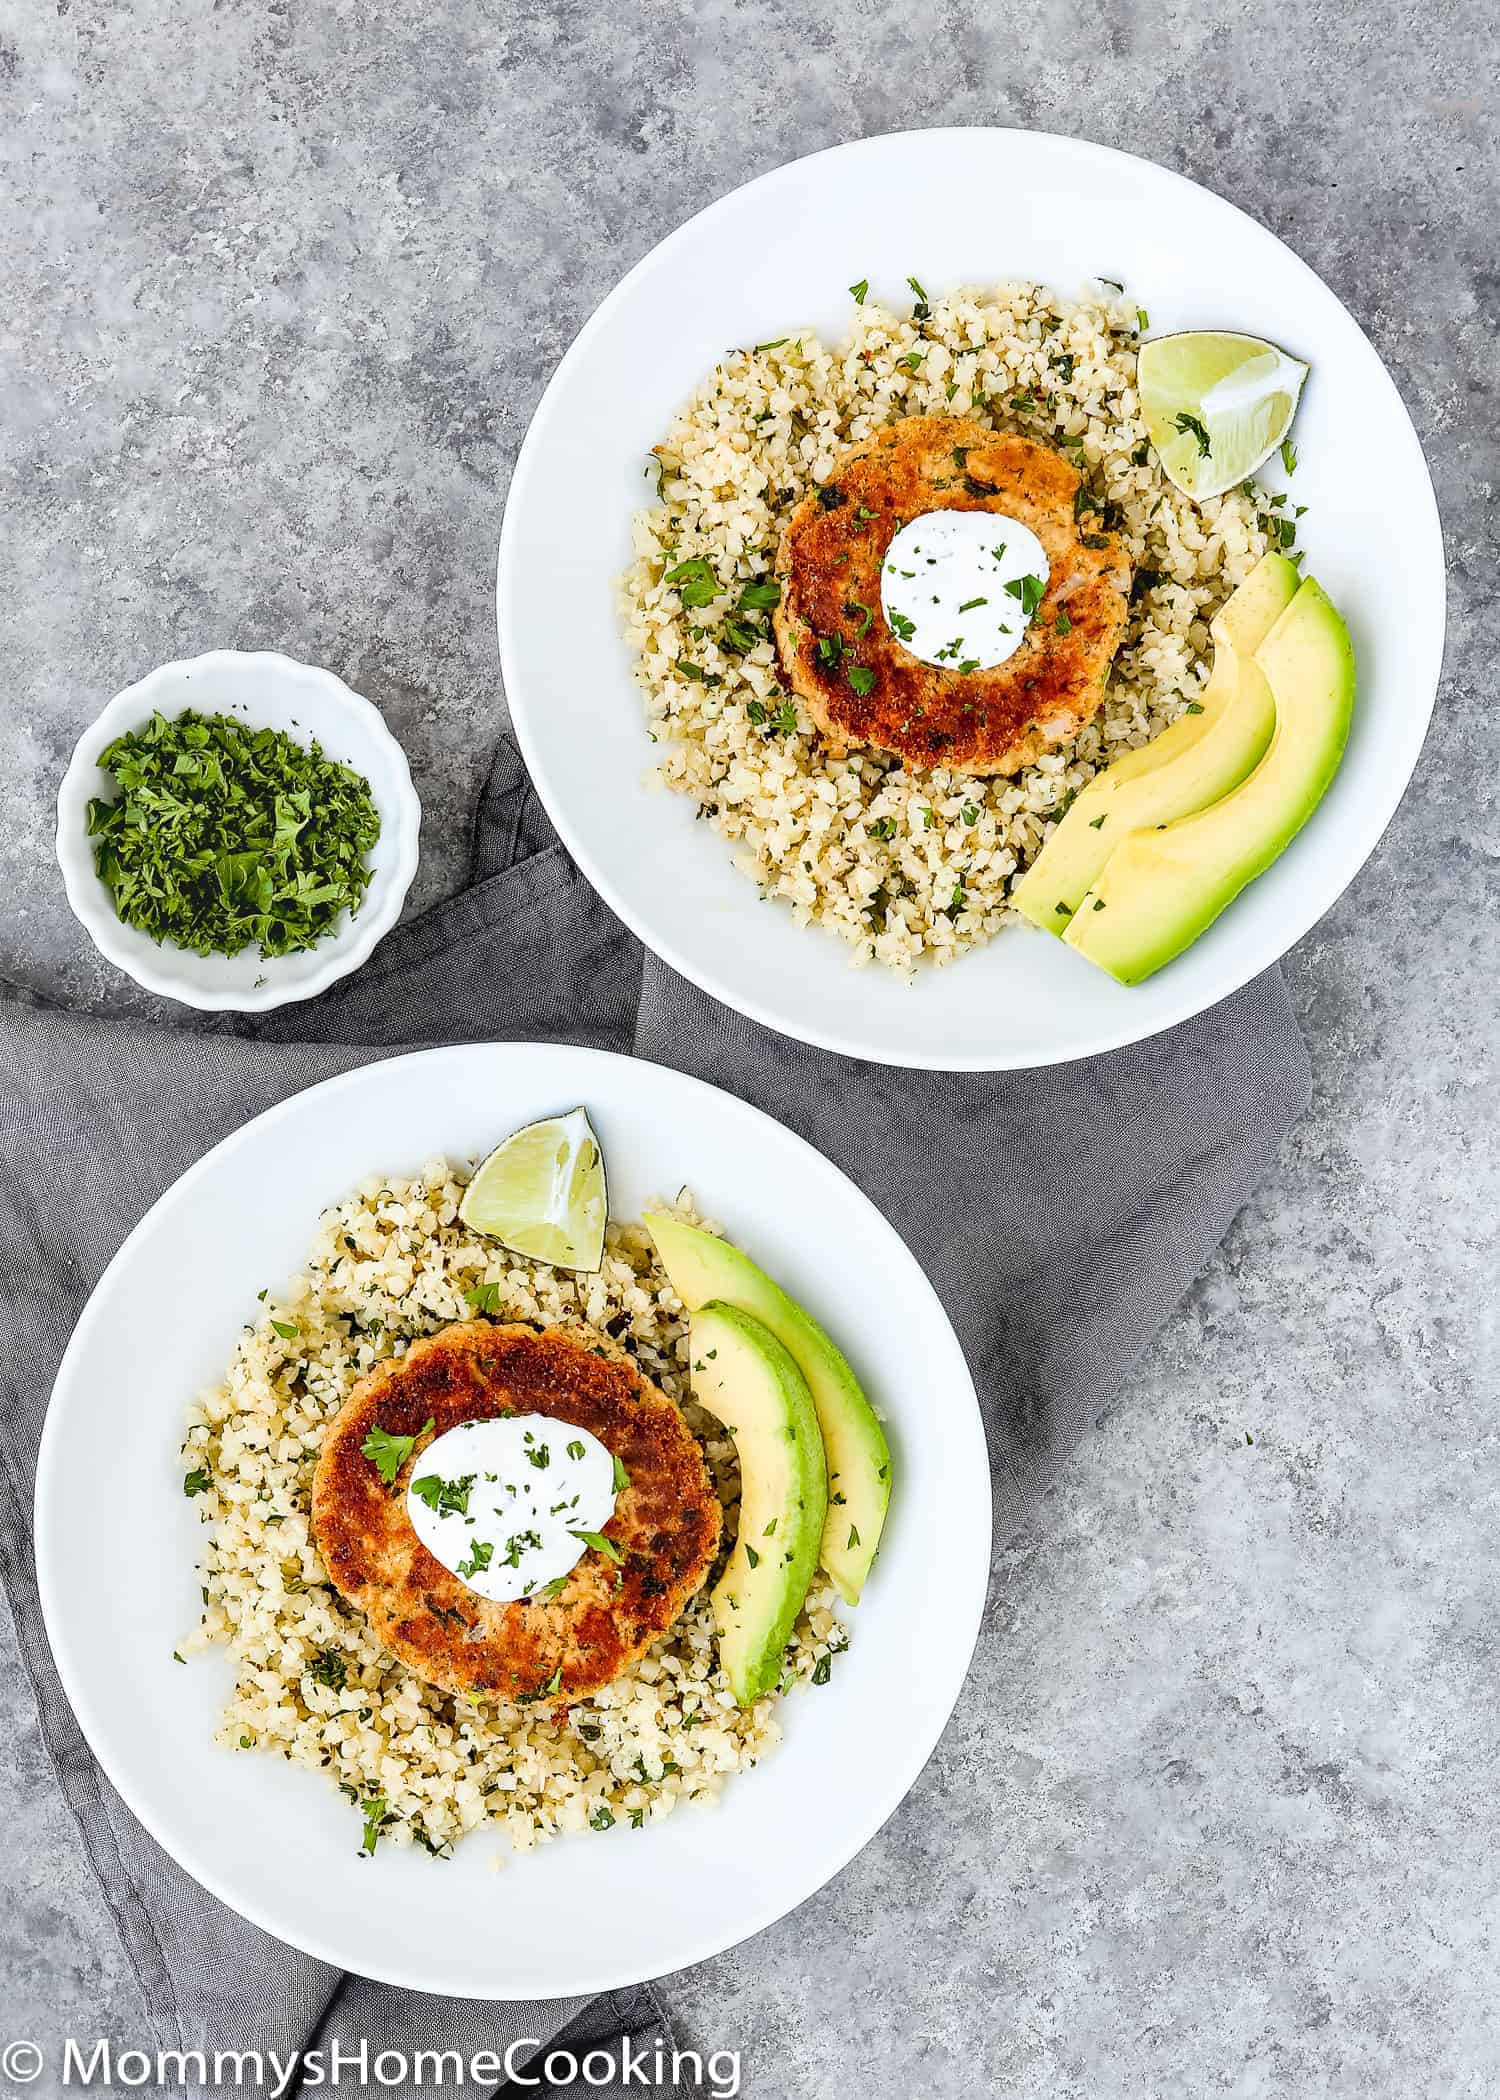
[2, 2, 1496, 2094]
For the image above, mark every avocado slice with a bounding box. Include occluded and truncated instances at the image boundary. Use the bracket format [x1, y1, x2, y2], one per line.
[645, 1213, 891, 1604]
[688, 1303, 827, 1705]
[1063, 576, 1355, 984]
[1012, 554, 1301, 931]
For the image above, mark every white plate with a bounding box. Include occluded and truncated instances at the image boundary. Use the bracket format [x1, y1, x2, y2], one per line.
[35, 1043, 988, 1998]
[497, 129, 1443, 1070]
[56, 651, 421, 1012]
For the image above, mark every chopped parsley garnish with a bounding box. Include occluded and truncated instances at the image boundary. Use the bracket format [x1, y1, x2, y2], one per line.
[889, 611, 916, 643]
[567, 1439, 586, 1461]
[523, 1438, 551, 1471]
[1279, 437, 1298, 474]
[456, 1539, 495, 1580]
[611, 1453, 631, 1494]
[958, 596, 987, 613]
[848, 598, 874, 637]
[739, 579, 781, 611]
[1174, 411, 1212, 458]
[183, 1465, 213, 1498]
[308, 1648, 347, 1691]
[812, 1654, 833, 1686]
[571, 1528, 624, 1565]
[752, 337, 788, 353]
[1185, 701, 1205, 715]
[847, 665, 877, 697]
[721, 616, 762, 654]
[411, 1471, 475, 1517]
[361, 1417, 434, 1487]
[464, 1281, 502, 1315]
[869, 816, 897, 840]
[85, 709, 381, 960]
[849, 278, 868, 304]
[1089, 814, 1107, 830]
[360, 1795, 392, 1856]
[664, 556, 719, 608]
[590, 1805, 616, 1831]
[899, 351, 923, 371]
[816, 632, 844, 669]
[906, 274, 931, 319]
[1054, 610, 1073, 637]
[1004, 574, 1046, 619]
[270, 1319, 298, 1342]
[847, 1524, 861, 1550]
[746, 1545, 760, 1568]
[962, 804, 979, 825]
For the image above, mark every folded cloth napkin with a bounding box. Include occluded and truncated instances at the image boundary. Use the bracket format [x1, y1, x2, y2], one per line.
[0, 738, 1310, 2095]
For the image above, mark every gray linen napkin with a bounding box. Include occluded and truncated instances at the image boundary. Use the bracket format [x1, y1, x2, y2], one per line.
[0, 737, 1309, 2093]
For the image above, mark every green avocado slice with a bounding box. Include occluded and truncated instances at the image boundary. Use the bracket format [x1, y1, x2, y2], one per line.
[1012, 553, 1301, 931]
[1063, 576, 1355, 984]
[688, 1303, 827, 1705]
[645, 1213, 891, 1604]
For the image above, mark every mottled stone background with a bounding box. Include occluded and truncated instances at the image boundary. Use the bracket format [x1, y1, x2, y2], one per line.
[2, 2, 1496, 2095]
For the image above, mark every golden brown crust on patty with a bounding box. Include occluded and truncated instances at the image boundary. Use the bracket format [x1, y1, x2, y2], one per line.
[310, 1321, 721, 1704]
[772, 416, 1133, 777]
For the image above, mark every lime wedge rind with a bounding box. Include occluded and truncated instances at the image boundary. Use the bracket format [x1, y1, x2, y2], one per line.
[458, 1106, 608, 1273]
[1138, 330, 1309, 502]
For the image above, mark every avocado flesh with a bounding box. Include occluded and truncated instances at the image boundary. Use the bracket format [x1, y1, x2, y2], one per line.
[645, 1213, 890, 1604]
[688, 1303, 827, 1705]
[1012, 554, 1301, 931]
[1064, 577, 1355, 984]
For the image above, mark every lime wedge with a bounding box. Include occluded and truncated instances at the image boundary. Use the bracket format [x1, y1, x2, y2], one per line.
[1138, 331, 1309, 501]
[459, 1107, 607, 1271]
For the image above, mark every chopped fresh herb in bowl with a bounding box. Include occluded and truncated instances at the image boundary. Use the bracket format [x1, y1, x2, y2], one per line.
[86, 709, 381, 959]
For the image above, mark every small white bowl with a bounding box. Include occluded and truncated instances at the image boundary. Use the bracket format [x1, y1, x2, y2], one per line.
[56, 651, 421, 1012]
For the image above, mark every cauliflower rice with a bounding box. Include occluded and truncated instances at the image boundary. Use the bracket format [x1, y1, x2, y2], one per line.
[180, 1165, 845, 1860]
[619, 278, 1280, 972]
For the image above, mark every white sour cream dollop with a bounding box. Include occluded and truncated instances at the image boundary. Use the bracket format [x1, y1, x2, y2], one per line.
[406, 1415, 619, 1603]
[880, 509, 1050, 672]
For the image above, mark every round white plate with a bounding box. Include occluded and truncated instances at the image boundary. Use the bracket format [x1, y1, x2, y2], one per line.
[497, 128, 1444, 1070]
[36, 1043, 989, 1998]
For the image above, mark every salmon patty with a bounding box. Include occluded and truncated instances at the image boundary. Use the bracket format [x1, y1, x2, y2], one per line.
[311, 1321, 721, 1704]
[772, 415, 1133, 776]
